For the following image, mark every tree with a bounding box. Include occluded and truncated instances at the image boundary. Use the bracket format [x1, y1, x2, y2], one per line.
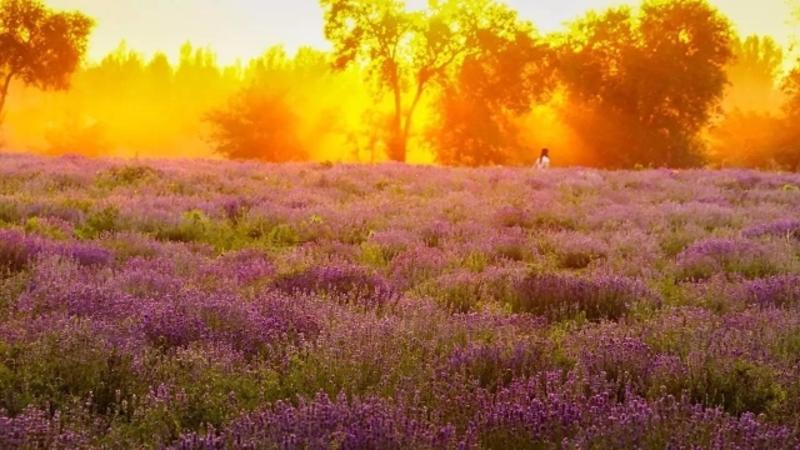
[707, 35, 786, 168]
[207, 89, 306, 162]
[724, 35, 784, 113]
[775, 64, 800, 170]
[45, 115, 109, 157]
[207, 47, 363, 163]
[320, 0, 527, 162]
[557, 0, 734, 168]
[786, 65, 800, 119]
[430, 20, 555, 166]
[708, 110, 787, 168]
[0, 0, 93, 120]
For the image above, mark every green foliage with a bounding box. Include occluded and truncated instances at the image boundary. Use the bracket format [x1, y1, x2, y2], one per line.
[24, 217, 67, 240]
[430, 9, 554, 166]
[437, 278, 483, 314]
[0, 0, 94, 117]
[76, 206, 119, 239]
[773, 329, 800, 364]
[687, 360, 786, 416]
[0, 269, 28, 314]
[0, 334, 142, 416]
[557, 0, 734, 167]
[96, 165, 161, 189]
[153, 209, 211, 244]
[557, 248, 605, 270]
[207, 90, 306, 162]
[660, 230, 694, 257]
[359, 242, 391, 268]
[102, 361, 278, 449]
[0, 199, 20, 224]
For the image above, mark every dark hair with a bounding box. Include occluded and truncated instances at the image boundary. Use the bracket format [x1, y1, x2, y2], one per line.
[540, 148, 550, 158]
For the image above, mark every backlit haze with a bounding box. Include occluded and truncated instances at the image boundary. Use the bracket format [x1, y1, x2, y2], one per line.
[48, 0, 796, 65]
[5, 0, 798, 167]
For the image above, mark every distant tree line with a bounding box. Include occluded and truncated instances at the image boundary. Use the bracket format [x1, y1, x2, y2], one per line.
[2, 0, 800, 170]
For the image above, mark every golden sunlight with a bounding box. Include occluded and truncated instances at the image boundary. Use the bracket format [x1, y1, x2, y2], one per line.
[2, 0, 800, 168]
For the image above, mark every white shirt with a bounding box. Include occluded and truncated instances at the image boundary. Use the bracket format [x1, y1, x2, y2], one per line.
[536, 156, 551, 169]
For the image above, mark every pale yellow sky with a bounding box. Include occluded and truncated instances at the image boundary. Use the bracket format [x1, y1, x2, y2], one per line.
[47, 0, 797, 65]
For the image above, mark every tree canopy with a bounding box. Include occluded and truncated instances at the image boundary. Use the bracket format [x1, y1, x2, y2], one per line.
[0, 0, 93, 119]
[557, 0, 734, 168]
[321, 0, 542, 163]
[430, 20, 555, 166]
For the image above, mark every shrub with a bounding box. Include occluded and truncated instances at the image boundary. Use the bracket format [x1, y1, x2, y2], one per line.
[75, 206, 119, 239]
[58, 242, 112, 267]
[140, 291, 317, 356]
[443, 341, 548, 392]
[743, 219, 800, 240]
[0, 230, 38, 272]
[554, 235, 608, 270]
[153, 210, 212, 244]
[96, 165, 161, 189]
[743, 275, 800, 308]
[274, 264, 398, 310]
[676, 238, 786, 281]
[686, 359, 786, 417]
[425, 271, 487, 314]
[171, 393, 455, 450]
[511, 273, 651, 322]
[0, 230, 110, 271]
[0, 332, 141, 417]
[493, 206, 532, 229]
[0, 407, 89, 449]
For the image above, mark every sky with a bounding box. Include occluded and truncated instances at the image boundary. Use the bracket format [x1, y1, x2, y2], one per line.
[48, 0, 797, 65]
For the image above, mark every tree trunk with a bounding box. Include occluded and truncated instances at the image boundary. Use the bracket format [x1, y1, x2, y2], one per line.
[402, 81, 425, 154]
[0, 72, 14, 122]
[388, 81, 406, 162]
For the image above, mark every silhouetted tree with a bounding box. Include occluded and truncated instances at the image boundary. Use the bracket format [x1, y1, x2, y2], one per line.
[786, 66, 800, 119]
[0, 0, 93, 120]
[320, 0, 529, 162]
[724, 35, 784, 113]
[708, 35, 786, 168]
[45, 115, 109, 157]
[776, 64, 800, 170]
[208, 89, 305, 162]
[558, 0, 734, 168]
[430, 18, 554, 166]
[207, 46, 370, 162]
[708, 110, 787, 168]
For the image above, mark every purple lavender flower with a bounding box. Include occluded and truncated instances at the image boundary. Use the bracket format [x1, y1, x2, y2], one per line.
[743, 219, 800, 240]
[676, 238, 786, 281]
[0, 229, 40, 271]
[274, 264, 399, 310]
[171, 393, 455, 450]
[0, 408, 89, 450]
[512, 273, 653, 321]
[744, 275, 800, 308]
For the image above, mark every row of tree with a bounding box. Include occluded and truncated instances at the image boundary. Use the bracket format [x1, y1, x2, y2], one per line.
[210, 0, 800, 169]
[2, 0, 800, 169]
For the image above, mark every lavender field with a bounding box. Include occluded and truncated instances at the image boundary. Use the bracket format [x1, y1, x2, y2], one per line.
[0, 153, 799, 449]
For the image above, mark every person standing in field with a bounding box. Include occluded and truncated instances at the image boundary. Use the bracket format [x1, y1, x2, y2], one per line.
[536, 148, 551, 169]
